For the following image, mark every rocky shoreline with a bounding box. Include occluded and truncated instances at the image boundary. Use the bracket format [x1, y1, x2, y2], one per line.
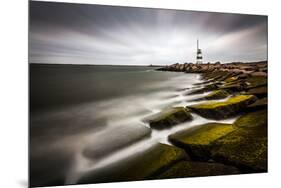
[76, 61, 267, 185]
[151, 61, 268, 178]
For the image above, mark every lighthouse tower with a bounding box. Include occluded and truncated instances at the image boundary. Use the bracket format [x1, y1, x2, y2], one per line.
[196, 39, 203, 64]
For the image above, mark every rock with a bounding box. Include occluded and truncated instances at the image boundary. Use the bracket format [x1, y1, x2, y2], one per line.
[78, 143, 187, 183]
[169, 123, 235, 160]
[211, 126, 267, 172]
[246, 86, 267, 98]
[186, 84, 218, 95]
[154, 161, 240, 179]
[244, 76, 267, 89]
[247, 97, 267, 111]
[220, 82, 246, 92]
[83, 124, 151, 160]
[251, 72, 267, 77]
[188, 95, 257, 120]
[144, 107, 193, 130]
[234, 110, 267, 128]
[188, 90, 229, 102]
[204, 90, 229, 100]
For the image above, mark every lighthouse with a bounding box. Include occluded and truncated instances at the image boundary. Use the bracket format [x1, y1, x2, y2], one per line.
[196, 39, 203, 64]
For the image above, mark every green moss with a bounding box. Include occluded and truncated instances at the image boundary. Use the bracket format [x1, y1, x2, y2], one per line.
[188, 95, 257, 119]
[234, 110, 267, 128]
[169, 123, 235, 160]
[204, 90, 229, 100]
[78, 143, 187, 183]
[155, 161, 240, 179]
[200, 95, 254, 108]
[145, 107, 192, 129]
[211, 126, 267, 171]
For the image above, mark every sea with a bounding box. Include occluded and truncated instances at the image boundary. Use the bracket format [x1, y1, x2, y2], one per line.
[29, 64, 236, 186]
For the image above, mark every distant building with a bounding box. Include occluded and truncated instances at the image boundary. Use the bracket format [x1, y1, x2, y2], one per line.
[196, 39, 203, 64]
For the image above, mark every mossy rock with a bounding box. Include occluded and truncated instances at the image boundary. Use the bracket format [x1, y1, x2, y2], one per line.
[204, 90, 229, 100]
[216, 72, 236, 82]
[234, 109, 267, 128]
[78, 143, 187, 184]
[220, 82, 246, 92]
[247, 97, 267, 111]
[188, 90, 229, 102]
[202, 71, 228, 80]
[245, 76, 267, 89]
[246, 86, 267, 98]
[145, 107, 192, 130]
[211, 126, 267, 172]
[169, 123, 235, 161]
[188, 95, 257, 120]
[186, 84, 218, 95]
[154, 161, 240, 179]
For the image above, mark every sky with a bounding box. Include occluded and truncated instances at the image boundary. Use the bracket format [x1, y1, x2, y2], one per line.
[29, 1, 268, 65]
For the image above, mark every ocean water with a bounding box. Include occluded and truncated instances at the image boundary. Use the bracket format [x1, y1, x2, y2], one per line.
[29, 64, 236, 186]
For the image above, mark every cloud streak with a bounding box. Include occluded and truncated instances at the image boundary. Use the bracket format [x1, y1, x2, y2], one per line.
[29, 1, 267, 65]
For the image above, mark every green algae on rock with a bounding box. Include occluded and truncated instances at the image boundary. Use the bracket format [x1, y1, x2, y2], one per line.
[145, 107, 193, 129]
[155, 160, 240, 179]
[188, 95, 257, 119]
[188, 89, 229, 102]
[211, 126, 267, 172]
[169, 123, 235, 160]
[78, 143, 187, 184]
[204, 90, 229, 100]
[245, 76, 267, 89]
[234, 110, 267, 128]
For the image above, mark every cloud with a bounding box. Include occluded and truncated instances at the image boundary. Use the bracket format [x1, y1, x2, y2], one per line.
[29, 1, 267, 65]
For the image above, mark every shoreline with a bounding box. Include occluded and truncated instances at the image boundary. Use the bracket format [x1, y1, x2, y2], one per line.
[75, 61, 267, 185]
[31, 61, 268, 186]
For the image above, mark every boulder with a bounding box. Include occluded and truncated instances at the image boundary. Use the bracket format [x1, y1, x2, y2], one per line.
[188, 95, 257, 120]
[204, 90, 229, 100]
[246, 86, 267, 98]
[155, 161, 240, 179]
[211, 126, 267, 172]
[189, 90, 229, 102]
[245, 76, 267, 89]
[144, 107, 192, 130]
[78, 143, 187, 183]
[219, 82, 246, 92]
[247, 97, 267, 111]
[251, 72, 267, 77]
[186, 83, 218, 95]
[169, 123, 235, 160]
[234, 110, 267, 128]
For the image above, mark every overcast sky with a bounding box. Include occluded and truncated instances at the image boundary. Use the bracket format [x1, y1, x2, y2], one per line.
[29, 1, 267, 65]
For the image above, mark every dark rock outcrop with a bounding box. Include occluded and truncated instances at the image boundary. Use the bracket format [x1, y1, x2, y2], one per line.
[144, 107, 193, 129]
[187, 95, 257, 120]
[155, 161, 240, 179]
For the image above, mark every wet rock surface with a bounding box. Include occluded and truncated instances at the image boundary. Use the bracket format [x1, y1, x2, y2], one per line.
[144, 107, 193, 129]
[155, 160, 240, 179]
[187, 95, 257, 120]
[78, 143, 187, 183]
[169, 123, 235, 160]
